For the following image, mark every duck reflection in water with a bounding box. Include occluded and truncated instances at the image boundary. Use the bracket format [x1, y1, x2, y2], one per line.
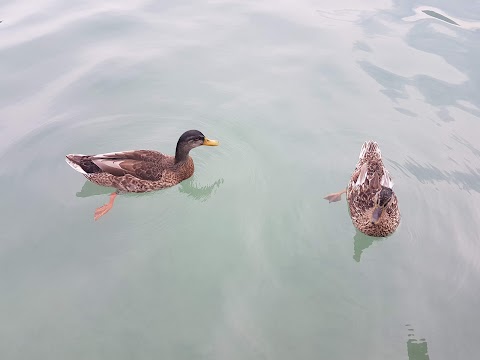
[353, 230, 378, 262]
[76, 177, 224, 203]
[178, 177, 224, 202]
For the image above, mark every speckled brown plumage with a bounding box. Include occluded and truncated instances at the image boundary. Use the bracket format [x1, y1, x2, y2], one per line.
[67, 151, 194, 192]
[346, 141, 400, 237]
[87, 154, 194, 192]
[65, 130, 219, 220]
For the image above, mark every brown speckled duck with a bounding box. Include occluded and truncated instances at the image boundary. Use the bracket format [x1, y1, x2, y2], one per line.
[324, 141, 400, 237]
[66, 130, 219, 221]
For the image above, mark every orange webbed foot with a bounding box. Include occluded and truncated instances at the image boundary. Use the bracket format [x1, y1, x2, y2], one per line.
[94, 192, 118, 221]
[324, 189, 346, 203]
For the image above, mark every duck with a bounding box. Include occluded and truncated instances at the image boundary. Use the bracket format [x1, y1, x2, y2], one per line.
[65, 130, 219, 221]
[324, 141, 400, 237]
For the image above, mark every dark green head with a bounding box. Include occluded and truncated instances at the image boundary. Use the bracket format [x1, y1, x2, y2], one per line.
[175, 130, 219, 163]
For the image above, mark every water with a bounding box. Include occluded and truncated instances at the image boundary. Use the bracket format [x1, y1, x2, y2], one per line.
[1, 1, 480, 359]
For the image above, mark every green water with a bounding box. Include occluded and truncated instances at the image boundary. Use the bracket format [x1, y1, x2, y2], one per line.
[1, 1, 480, 359]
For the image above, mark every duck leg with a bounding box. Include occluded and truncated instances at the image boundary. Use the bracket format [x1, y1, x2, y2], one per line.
[94, 192, 118, 221]
[324, 189, 346, 203]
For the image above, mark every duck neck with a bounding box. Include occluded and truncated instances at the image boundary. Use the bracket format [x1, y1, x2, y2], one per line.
[175, 144, 190, 164]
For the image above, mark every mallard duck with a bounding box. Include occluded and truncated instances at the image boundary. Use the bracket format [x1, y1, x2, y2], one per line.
[324, 141, 400, 237]
[66, 130, 219, 220]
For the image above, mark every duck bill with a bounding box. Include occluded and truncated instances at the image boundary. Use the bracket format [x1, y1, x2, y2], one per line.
[203, 138, 219, 146]
[371, 206, 384, 224]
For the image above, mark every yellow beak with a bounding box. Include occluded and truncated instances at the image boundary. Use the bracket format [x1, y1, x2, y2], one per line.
[203, 138, 219, 146]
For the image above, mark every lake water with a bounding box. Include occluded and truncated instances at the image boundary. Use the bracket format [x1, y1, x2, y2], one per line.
[1, 1, 480, 359]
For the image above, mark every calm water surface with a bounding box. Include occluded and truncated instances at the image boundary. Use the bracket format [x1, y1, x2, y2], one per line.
[1, 1, 480, 359]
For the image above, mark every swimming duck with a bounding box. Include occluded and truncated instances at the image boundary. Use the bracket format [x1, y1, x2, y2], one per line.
[66, 130, 219, 220]
[324, 141, 400, 237]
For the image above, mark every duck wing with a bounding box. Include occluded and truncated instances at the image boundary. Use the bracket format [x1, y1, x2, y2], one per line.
[91, 150, 172, 181]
